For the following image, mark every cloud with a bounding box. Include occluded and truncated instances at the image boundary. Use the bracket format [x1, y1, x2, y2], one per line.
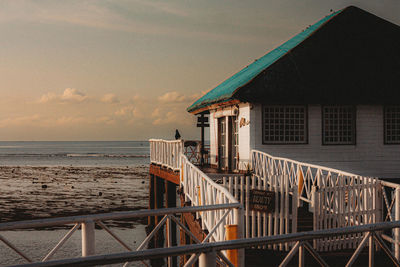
[132, 0, 189, 17]
[158, 91, 187, 103]
[0, 114, 86, 128]
[61, 88, 87, 102]
[0, 114, 41, 128]
[151, 106, 193, 126]
[96, 116, 116, 125]
[114, 105, 141, 118]
[151, 108, 161, 118]
[55, 116, 86, 126]
[0, 1, 268, 44]
[39, 88, 88, 103]
[101, 93, 119, 104]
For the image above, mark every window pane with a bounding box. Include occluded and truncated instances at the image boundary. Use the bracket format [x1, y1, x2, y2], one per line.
[322, 105, 355, 145]
[263, 105, 307, 144]
[385, 106, 400, 144]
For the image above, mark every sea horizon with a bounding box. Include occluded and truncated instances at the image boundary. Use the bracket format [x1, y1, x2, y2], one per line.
[0, 140, 150, 167]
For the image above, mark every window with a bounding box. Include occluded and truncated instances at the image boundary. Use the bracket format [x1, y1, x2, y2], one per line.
[322, 105, 356, 145]
[384, 106, 400, 144]
[262, 105, 307, 144]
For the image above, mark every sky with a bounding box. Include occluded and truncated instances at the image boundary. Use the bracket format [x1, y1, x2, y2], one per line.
[0, 0, 399, 141]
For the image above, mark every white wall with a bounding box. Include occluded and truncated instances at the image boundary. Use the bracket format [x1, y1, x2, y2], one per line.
[209, 109, 218, 166]
[250, 104, 400, 179]
[207, 104, 252, 170]
[237, 103, 251, 170]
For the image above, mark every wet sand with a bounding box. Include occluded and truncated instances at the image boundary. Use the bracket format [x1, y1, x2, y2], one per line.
[0, 165, 149, 226]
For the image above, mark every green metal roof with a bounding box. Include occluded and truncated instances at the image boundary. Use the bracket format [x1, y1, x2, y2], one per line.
[187, 9, 343, 113]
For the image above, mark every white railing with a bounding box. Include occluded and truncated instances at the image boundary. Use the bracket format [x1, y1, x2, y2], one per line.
[180, 154, 244, 266]
[221, 175, 298, 251]
[0, 205, 239, 267]
[149, 139, 183, 171]
[380, 180, 400, 259]
[8, 221, 400, 267]
[180, 154, 243, 243]
[251, 150, 375, 204]
[251, 149, 387, 251]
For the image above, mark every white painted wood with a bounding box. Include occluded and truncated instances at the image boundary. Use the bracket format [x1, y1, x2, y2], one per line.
[249, 104, 400, 179]
[149, 139, 183, 171]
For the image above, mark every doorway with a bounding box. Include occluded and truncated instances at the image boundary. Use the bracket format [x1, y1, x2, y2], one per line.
[218, 116, 238, 171]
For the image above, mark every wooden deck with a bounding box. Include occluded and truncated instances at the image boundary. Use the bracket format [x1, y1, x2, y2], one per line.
[149, 164, 180, 185]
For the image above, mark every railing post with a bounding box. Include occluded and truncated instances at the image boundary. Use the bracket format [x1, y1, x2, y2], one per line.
[199, 251, 216, 267]
[395, 188, 400, 260]
[235, 207, 245, 267]
[369, 232, 374, 267]
[298, 243, 304, 267]
[82, 220, 95, 257]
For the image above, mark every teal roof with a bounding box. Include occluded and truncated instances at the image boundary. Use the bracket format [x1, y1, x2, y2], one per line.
[187, 9, 343, 113]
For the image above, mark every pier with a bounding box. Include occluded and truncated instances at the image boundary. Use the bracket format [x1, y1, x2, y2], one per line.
[2, 139, 400, 266]
[146, 138, 400, 266]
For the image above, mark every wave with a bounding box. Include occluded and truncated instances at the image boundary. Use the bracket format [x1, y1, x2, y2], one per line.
[0, 153, 149, 158]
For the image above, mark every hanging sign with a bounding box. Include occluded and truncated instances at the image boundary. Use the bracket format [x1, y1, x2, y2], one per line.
[197, 116, 209, 127]
[249, 189, 275, 212]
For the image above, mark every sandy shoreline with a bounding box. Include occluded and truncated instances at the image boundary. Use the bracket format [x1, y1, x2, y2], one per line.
[0, 165, 149, 226]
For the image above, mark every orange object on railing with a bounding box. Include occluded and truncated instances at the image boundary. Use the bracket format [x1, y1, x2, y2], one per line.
[225, 224, 238, 266]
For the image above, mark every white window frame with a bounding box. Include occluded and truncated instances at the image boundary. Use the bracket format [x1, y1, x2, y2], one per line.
[322, 105, 356, 145]
[262, 105, 308, 144]
[384, 106, 400, 144]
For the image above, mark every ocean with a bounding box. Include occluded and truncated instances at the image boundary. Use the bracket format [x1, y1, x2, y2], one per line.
[0, 141, 151, 266]
[0, 141, 150, 166]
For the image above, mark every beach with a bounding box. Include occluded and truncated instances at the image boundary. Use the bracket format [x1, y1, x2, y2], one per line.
[0, 141, 151, 265]
[0, 165, 149, 225]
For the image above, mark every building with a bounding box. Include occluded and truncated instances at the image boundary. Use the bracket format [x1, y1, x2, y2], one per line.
[187, 6, 400, 179]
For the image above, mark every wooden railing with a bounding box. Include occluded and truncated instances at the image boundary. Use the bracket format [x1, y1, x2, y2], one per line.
[6, 221, 400, 267]
[0, 205, 240, 267]
[221, 175, 298, 251]
[180, 154, 245, 266]
[149, 139, 183, 171]
[251, 150, 390, 251]
[149, 141, 400, 256]
[180, 155, 243, 242]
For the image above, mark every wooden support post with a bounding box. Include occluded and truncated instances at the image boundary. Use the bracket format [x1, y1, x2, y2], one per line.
[146, 173, 156, 256]
[166, 181, 178, 267]
[153, 176, 165, 266]
[155, 176, 165, 237]
[148, 174, 155, 226]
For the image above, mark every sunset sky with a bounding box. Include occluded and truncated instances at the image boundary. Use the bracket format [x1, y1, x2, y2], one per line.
[0, 0, 399, 141]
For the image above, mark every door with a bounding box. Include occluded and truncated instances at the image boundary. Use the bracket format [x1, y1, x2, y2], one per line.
[218, 117, 226, 170]
[218, 116, 238, 171]
[229, 116, 238, 171]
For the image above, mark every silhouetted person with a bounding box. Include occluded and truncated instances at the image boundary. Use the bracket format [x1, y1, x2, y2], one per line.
[175, 129, 181, 140]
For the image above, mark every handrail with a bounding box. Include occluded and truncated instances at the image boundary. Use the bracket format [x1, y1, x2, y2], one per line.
[180, 154, 243, 248]
[12, 220, 400, 267]
[251, 149, 377, 204]
[252, 150, 361, 177]
[149, 139, 183, 171]
[0, 204, 239, 231]
[0, 205, 241, 266]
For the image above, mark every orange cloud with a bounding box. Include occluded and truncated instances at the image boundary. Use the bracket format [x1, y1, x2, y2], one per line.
[39, 88, 88, 103]
[101, 93, 119, 104]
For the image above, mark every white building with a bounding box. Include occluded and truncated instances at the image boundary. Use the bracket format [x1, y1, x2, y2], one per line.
[187, 6, 400, 179]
